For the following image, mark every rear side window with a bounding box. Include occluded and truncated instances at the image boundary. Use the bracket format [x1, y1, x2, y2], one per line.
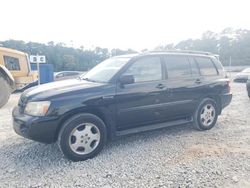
[188, 57, 200, 76]
[3, 56, 20, 71]
[164, 56, 191, 78]
[195, 57, 218, 76]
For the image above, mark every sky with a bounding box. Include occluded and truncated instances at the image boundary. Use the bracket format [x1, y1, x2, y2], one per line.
[1, 0, 250, 51]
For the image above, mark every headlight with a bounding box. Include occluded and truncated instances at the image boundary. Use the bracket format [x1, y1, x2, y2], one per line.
[24, 101, 51, 116]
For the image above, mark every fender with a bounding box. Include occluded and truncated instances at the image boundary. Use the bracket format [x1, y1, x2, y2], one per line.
[0, 64, 15, 90]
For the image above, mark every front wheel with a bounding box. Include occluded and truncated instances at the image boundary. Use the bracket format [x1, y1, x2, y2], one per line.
[193, 98, 218, 131]
[57, 113, 107, 161]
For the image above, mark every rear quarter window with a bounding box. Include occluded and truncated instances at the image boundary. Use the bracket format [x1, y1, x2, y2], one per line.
[195, 57, 218, 76]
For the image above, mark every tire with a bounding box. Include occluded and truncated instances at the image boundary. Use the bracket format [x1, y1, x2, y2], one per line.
[193, 98, 218, 131]
[57, 113, 107, 161]
[0, 76, 11, 108]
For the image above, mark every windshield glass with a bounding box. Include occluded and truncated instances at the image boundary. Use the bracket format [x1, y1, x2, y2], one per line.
[242, 68, 250, 73]
[81, 57, 130, 82]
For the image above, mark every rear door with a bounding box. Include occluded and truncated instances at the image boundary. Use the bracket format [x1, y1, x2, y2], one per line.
[194, 56, 221, 95]
[161, 55, 202, 120]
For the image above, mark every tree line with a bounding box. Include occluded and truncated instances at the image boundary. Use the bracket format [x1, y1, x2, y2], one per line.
[157, 28, 250, 66]
[1, 28, 249, 71]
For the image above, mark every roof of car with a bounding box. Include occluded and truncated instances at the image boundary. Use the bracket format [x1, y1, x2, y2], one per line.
[114, 50, 219, 59]
[113, 54, 139, 58]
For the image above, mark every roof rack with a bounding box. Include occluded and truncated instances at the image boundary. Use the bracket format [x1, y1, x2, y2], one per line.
[144, 50, 216, 56]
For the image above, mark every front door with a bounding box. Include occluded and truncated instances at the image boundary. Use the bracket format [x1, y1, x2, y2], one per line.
[115, 56, 166, 130]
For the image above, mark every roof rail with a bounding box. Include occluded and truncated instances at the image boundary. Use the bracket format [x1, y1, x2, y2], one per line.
[144, 50, 216, 56]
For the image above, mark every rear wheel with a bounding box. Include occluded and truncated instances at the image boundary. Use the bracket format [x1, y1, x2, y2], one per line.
[193, 98, 218, 131]
[0, 76, 11, 108]
[57, 113, 107, 161]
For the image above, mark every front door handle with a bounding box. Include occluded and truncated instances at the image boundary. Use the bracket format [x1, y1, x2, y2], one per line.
[156, 84, 165, 89]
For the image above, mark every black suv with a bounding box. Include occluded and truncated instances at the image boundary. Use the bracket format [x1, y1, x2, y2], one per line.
[13, 51, 232, 161]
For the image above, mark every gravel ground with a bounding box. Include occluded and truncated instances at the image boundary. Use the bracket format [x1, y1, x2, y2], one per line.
[0, 82, 250, 188]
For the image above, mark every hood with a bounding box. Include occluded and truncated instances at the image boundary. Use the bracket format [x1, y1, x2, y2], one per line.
[22, 79, 105, 100]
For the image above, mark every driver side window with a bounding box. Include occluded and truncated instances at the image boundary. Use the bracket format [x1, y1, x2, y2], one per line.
[123, 56, 162, 83]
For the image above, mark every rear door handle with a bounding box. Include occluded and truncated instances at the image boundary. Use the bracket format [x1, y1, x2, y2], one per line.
[156, 84, 166, 89]
[102, 95, 114, 99]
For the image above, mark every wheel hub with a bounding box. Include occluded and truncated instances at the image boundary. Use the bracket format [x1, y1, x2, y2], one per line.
[69, 123, 100, 155]
[200, 104, 216, 127]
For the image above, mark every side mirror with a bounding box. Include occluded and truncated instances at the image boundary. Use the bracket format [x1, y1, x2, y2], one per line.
[119, 75, 135, 85]
[56, 74, 63, 78]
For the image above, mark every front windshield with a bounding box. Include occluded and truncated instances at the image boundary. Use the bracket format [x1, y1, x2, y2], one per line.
[242, 68, 250, 73]
[81, 57, 130, 82]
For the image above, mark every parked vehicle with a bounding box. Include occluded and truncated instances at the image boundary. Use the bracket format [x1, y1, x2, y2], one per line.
[247, 76, 250, 98]
[0, 47, 38, 108]
[234, 68, 250, 82]
[54, 71, 84, 81]
[13, 51, 232, 161]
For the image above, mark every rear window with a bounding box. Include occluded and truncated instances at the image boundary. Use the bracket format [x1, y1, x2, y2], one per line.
[195, 57, 218, 76]
[164, 56, 191, 78]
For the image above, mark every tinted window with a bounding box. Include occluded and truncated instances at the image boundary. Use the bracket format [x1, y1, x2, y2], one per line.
[4, 56, 20, 71]
[195, 57, 218, 76]
[123, 56, 162, 83]
[165, 56, 191, 78]
[189, 57, 200, 76]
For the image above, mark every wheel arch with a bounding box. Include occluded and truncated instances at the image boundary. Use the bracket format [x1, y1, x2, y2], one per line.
[199, 95, 222, 115]
[55, 107, 114, 142]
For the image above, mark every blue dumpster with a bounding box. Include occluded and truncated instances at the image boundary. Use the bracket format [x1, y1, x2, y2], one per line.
[30, 63, 54, 84]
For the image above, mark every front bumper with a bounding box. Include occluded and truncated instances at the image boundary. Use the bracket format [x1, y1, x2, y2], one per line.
[220, 93, 233, 110]
[12, 107, 59, 144]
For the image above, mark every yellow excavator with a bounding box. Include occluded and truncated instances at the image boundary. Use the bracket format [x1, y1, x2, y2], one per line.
[0, 47, 38, 108]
